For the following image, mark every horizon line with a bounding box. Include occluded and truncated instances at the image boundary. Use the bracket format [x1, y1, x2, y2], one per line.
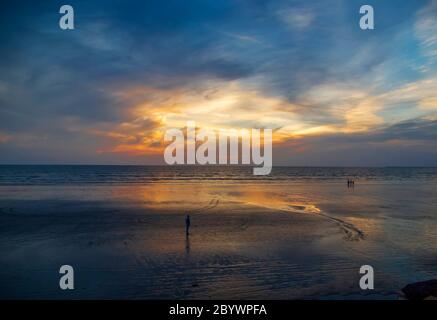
[0, 164, 436, 168]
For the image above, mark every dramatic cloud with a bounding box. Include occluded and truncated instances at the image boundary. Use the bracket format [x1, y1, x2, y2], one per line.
[0, 0, 436, 165]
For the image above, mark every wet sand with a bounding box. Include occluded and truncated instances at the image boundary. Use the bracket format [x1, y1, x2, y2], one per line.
[1, 182, 437, 299]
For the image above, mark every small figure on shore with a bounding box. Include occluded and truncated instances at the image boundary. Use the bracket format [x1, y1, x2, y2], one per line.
[185, 214, 191, 236]
[347, 179, 355, 188]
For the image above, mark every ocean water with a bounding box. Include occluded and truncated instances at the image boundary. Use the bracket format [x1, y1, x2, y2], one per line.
[1, 165, 437, 299]
[1, 165, 437, 185]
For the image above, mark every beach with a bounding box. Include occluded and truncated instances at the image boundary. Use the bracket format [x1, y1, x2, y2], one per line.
[1, 166, 437, 299]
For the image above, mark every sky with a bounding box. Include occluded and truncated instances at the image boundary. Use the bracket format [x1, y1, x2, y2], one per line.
[0, 0, 436, 166]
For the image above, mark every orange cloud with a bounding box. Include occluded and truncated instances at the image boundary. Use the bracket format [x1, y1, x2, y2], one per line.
[87, 76, 437, 158]
[0, 132, 11, 143]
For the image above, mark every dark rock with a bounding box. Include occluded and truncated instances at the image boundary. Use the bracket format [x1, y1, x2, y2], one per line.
[402, 279, 437, 300]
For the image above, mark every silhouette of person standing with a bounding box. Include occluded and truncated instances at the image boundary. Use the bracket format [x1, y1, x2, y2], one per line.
[185, 214, 191, 236]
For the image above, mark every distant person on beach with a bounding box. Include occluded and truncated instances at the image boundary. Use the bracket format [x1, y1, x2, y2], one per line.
[185, 214, 191, 236]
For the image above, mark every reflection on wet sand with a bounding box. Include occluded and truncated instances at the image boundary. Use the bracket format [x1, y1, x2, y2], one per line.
[185, 234, 190, 256]
[1, 181, 437, 299]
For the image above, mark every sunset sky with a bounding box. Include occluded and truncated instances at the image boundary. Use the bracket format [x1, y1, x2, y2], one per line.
[0, 0, 436, 166]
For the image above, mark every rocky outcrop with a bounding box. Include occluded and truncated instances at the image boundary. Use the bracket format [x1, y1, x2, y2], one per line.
[402, 279, 437, 300]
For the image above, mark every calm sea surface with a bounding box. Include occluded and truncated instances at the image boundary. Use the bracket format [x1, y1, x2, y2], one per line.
[1, 165, 437, 185]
